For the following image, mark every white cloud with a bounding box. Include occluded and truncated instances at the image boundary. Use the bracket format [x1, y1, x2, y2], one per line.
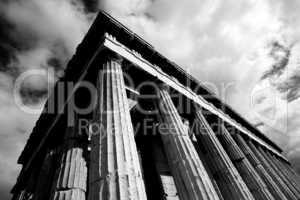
[2, 0, 91, 54]
[252, 43, 300, 156]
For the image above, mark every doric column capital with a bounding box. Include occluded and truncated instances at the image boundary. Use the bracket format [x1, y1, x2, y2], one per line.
[99, 51, 123, 64]
[158, 83, 170, 91]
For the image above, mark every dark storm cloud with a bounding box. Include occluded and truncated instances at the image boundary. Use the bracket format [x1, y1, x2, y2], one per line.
[0, 0, 97, 104]
[0, 17, 18, 74]
[261, 41, 291, 80]
[81, 0, 101, 12]
[260, 41, 300, 103]
[0, 1, 98, 199]
[277, 74, 300, 102]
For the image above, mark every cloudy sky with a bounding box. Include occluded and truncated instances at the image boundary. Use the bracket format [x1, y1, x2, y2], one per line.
[1, 0, 300, 199]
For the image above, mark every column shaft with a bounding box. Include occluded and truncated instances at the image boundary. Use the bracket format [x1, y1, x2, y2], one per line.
[50, 120, 88, 200]
[51, 142, 87, 200]
[233, 134, 288, 200]
[280, 161, 300, 184]
[267, 151, 300, 192]
[192, 135, 225, 200]
[258, 147, 300, 198]
[275, 158, 300, 187]
[282, 162, 300, 184]
[217, 125, 274, 200]
[248, 141, 298, 200]
[88, 59, 147, 200]
[13, 190, 31, 200]
[157, 87, 220, 200]
[194, 110, 254, 200]
[16, 171, 36, 200]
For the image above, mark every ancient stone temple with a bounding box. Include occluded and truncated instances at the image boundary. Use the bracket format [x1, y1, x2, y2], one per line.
[11, 11, 300, 200]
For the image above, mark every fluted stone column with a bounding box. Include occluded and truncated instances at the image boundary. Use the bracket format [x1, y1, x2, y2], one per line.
[13, 190, 33, 200]
[13, 172, 36, 200]
[217, 125, 274, 200]
[233, 134, 288, 200]
[248, 141, 298, 200]
[191, 134, 225, 200]
[26, 170, 39, 200]
[50, 122, 88, 200]
[51, 142, 87, 200]
[274, 157, 300, 187]
[157, 86, 220, 200]
[266, 151, 300, 192]
[88, 57, 147, 200]
[193, 109, 254, 200]
[258, 147, 300, 198]
[286, 164, 300, 180]
[281, 162, 300, 184]
[13, 190, 27, 200]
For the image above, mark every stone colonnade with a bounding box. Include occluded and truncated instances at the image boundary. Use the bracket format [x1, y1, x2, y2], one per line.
[13, 55, 300, 200]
